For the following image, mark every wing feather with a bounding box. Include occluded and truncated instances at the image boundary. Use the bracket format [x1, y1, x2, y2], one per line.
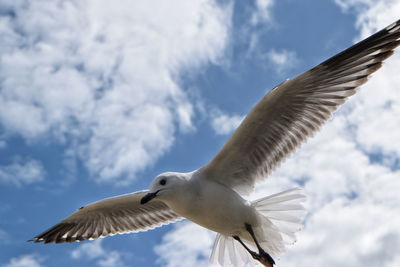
[201, 19, 400, 195]
[30, 191, 182, 244]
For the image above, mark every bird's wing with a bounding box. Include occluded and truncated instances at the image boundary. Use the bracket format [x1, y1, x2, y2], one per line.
[201, 20, 400, 195]
[30, 190, 182, 244]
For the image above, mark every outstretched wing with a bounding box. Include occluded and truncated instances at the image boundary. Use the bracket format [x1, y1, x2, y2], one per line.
[201, 20, 400, 195]
[30, 190, 182, 244]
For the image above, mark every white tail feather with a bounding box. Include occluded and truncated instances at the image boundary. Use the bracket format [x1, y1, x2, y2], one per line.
[210, 188, 306, 266]
[210, 235, 256, 267]
[254, 188, 306, 246]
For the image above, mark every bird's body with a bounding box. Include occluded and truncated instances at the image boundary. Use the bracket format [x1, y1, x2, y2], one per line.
[161, 171, 259, 237]
[30, 19, 400, 267]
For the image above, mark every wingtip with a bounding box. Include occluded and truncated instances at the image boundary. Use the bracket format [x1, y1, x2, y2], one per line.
[386, 19, 400, 33]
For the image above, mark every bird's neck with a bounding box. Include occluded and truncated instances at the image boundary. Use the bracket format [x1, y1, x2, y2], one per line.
[162, 172, 198, 216]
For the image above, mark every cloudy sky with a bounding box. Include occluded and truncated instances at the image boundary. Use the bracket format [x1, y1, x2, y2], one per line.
[1, 0, 400, 266]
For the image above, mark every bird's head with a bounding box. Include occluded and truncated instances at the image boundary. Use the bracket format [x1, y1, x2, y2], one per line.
[140, 172, 188, 204]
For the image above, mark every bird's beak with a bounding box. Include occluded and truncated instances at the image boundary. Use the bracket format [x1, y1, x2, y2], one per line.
[140, 190, 159, 204]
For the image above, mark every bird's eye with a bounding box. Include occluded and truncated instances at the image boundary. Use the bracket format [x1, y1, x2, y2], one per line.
[159, 179, 166, 186]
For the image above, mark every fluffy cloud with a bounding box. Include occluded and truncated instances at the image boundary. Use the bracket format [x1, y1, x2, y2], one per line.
[0, 0, 231, 184]
[70, 239, 126, 267]
[266, 49, 299, 74]
[279, 199, 400, 267]
[0, 157, 45, 187]
[210, 110, 244, 135]
[2, 254, 44, 267]
[251, 0, 275, 25]
[154, 222, 216, 267]
[155, 2, 400, 266]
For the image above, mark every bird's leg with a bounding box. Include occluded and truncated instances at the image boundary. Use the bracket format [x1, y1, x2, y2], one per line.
[232, 224, 276, 267]
[232, 235, 260, 260]
[233, 235, 272, 267]
[245, 223, 276, 267]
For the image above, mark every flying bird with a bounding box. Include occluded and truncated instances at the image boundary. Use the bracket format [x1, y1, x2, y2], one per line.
[30, 20, 400, 266]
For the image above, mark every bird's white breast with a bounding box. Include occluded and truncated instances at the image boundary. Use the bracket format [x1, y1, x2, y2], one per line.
[165, 178, 260, 236]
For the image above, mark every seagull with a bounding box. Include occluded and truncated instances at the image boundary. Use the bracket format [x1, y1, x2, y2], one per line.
[30, 20, 400, 266]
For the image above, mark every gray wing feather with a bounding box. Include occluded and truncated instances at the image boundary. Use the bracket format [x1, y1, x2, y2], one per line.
[201, 20, 400, 195]
[30, 190, 182, 244]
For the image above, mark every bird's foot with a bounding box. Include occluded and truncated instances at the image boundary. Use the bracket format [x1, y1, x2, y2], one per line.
[248, 250, 274, 267]
[250, 251, 274, 267]
[258, 249, 275, 267]
[243, 223, 275, 267]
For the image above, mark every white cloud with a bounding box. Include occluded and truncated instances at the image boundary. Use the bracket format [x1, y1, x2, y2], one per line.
[0, 157, 45, 187]
[349, 57, 400, 157]
[339, 2, 400, 159]
[334, 0, 400, 38]
[70, 239, 126, 267]
[156, 2, 400, 266]
[279, 199, 400, 267]
[154, 221, 216, 267]
[240, 1, 277, 65]
[3, 254, 44, 267]
[210, 110, 244, 135]
[0, 0, 231, 184]
[334, 0, 369, 12]
[266, 49, 299, 74]
[251, 0, 275, 25]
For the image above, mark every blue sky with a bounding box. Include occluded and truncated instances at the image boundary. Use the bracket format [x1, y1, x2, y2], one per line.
[1, 0, 400, 266]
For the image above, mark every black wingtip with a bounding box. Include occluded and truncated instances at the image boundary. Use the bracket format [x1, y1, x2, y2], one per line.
[27, 238, 41, 243]
[385, 19, 400, 33]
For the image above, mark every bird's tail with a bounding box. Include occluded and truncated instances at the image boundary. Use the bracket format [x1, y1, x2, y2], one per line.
[210, 188, 306, 266]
